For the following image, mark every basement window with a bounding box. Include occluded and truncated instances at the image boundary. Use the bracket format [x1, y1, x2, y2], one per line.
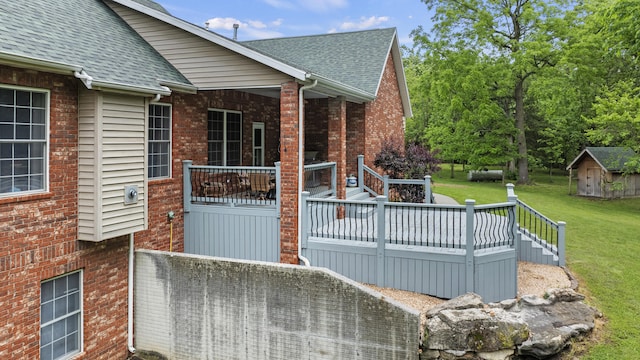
[40, 271, 82, 360]
[0, 85, 48, 196]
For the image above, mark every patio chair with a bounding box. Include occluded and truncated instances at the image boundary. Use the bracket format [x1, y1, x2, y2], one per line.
[249, 173, 271, 200]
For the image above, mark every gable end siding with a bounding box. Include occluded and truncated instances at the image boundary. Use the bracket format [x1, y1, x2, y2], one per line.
[107, 1, 293, 89]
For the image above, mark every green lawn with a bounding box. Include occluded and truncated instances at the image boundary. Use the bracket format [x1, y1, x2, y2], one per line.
[431, 166, 640, 359]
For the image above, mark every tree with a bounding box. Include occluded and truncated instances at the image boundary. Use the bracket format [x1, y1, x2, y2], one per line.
[413, 0, 578, 183]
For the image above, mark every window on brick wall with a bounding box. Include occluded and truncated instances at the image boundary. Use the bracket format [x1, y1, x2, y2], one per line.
[40, 271, 82, 360]
[148, 103, 171, 179]
[0, 85, 48, 195]
[208, 109, 242, 166]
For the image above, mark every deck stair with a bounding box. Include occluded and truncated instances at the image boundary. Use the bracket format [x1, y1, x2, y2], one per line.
[519, 230, 560, 265]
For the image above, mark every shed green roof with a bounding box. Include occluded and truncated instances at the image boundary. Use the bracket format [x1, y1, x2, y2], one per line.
[243, 28, 398, 97]
[0, 0, 192, 94]
[567, 147, 637, 172]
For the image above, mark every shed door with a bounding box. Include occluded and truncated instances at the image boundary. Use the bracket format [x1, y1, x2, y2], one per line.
[586, 168, 601, 197]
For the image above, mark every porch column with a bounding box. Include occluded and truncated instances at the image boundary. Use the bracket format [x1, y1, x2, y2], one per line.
[279, 81, 300, 264]
[328, 96, 347, 201]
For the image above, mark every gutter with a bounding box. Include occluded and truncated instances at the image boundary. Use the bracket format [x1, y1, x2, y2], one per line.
[0, 51, 82, 74]
[297, 79, 317, 266]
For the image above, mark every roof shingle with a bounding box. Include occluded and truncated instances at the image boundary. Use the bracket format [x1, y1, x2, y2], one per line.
[243, 28, 397, 97]
[0, 0, 191, 93]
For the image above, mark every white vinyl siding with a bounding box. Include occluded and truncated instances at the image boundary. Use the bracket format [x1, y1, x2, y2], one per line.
[107, 2, 292, 89]
[0, 85, 48, 196]
[77, 89, 148, 241]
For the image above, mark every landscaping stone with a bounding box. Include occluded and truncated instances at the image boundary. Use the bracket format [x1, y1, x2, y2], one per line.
[422, 289, 598, 359]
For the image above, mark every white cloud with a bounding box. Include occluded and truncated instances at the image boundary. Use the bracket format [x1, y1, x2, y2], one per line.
[204, 17, 284, 40]
[301, 0, 348, 13]
[262, 0, 295, 9]
[339, 16, 390, 31]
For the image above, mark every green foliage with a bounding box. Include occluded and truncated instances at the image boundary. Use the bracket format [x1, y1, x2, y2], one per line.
[411, 0, 579, 183]
[585, 80, 640, 151]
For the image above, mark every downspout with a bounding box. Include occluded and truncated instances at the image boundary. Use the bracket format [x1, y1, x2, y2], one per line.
[128, 233, 135, 354]
[298, 79, 317, 266]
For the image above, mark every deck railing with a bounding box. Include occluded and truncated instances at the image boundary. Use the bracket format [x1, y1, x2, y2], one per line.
[302, 192, 515, 250]
[304, 162, 336, 197]
[183, 160, 280, 211]
[357, 155, 433, 203]
[506, 183, 566, 266]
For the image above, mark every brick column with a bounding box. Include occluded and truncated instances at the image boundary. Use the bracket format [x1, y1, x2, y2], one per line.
[328, 96, 347, 200]
[279, 81, 300, 264]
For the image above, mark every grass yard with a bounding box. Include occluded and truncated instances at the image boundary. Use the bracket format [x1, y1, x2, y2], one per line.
[431, 166, 640, 359]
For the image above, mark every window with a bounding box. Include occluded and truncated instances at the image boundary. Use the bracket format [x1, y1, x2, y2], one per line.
[40, 271, 82, 360]
[148, 104, 171, 179]
[208, 109, 241, 166]
[0, 86, 47, 195]
[252, 122, 265, 166]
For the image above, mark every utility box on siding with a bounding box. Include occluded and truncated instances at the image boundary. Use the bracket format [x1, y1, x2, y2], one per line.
[77, 89, 148, 241]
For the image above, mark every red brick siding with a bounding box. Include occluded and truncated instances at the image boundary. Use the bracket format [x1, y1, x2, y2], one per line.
[327, 97, 347, 200]
[0, 65, 131, 359]
[278, 81, 300, 264]
[346, 102, 366, 176]
[304, 98, 328, 161]
[363, 54, 405, 170]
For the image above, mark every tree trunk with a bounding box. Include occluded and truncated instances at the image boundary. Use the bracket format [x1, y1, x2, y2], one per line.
[515, 78, 528, 184]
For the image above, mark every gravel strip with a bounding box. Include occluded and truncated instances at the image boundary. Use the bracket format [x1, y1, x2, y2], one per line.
[364, 261, 572, 332]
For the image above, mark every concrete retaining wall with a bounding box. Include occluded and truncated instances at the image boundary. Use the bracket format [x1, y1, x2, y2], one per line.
[134, 250, 420, 359]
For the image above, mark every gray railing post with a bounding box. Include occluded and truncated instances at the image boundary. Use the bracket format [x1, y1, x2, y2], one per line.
[275, 162, 281, 217]
[506, 183, 517, 203]
[357, 155, 364, 193]
[183, 160, 193, 213]
[465, 199, 475, 293]
[301, 191, 310, 251]
[507, 183, 517, 201]
[424, 175, 432, 204]
[331, 162, 337, 197]
[558, 221, 566, 266]
[376, 195, 387, 288]
[383, 175, 390, 197]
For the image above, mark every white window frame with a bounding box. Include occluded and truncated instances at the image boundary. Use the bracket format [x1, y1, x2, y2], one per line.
[40, 270, 83, 360]
[252, 122, 265, 166]
[207, 109, 242, 166]
[0, 84, 49, 196]
[148, 103, 172, 179]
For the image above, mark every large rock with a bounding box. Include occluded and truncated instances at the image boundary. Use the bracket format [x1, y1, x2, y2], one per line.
[426, 307, 529, 352]
[512, 289, 598, 358]
[422, 289, 599, 359]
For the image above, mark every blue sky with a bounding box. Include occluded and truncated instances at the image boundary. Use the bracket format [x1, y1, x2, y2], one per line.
[156, 0, 433, 45]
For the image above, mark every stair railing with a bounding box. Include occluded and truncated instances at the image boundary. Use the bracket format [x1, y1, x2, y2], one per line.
[507, 184, 566, 266]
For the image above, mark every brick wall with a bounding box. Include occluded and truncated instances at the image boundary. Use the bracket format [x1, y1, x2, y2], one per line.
[304, 98, 328, 161]
[328, 97, 347, 201]
[363, 54, 406, 170]
[346, 102, 366, 177]
[278, 81, 300, 264]
[0, 65, 131, 359]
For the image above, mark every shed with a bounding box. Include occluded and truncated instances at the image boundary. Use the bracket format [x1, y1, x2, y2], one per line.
[566, 147, 640, 198]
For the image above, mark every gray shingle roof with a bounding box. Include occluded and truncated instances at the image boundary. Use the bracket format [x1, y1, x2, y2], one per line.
[0, 0, 191, 93]
[586, 147, 636, 172]
[568, 147, 637, 172]
[243, 28, 397, 97]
